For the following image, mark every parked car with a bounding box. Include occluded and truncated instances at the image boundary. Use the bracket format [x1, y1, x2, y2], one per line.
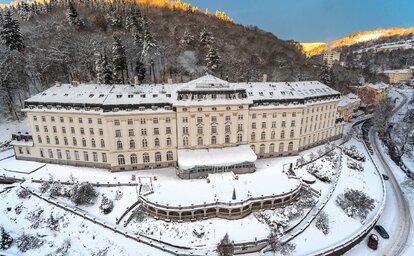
[368, 234, 379, 250]
[375, 225, 390, 239]
[382, 174, 389, 180]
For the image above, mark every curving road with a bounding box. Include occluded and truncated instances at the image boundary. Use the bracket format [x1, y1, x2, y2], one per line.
[369, 90, 412, 255]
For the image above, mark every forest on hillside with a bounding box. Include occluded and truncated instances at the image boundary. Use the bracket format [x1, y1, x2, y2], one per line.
[0, 0, 321, 119]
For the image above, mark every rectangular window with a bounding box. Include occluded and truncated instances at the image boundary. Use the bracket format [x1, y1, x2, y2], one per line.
[262, 113, 267, 118]
[33, 116, 37, 121]
[197, 117, 203, 123]
[252, 123, 256, 129]
[211, 116, 217, 122]
[66, 150, 71, 160]
[252, 113, 256, 119]
[115, 130, 121, 137]
[225, 116, 231, 122]
[197, 126, 203, 134]
[165, 117, 171, 123]
[80, 128, 85, 135]
[35, 125, 39, 132]
[262, 122, 266, 128]
[99, 129, 103, 136]
[60, 117, 64, 123]
[53, 126, 57, 133]
[238, 114, 243, 120]
[41, 116, 46, 122]
[40, 148, 44, 158]
[128, 119, 133, 125]
[281, 121, 286, 127]
[114, 120, 120, 126]
[182, 117, 188, 123]
[211, 126, 217, 134]
[74, 151, 80, 160]
[153, 118, 158, 124]
[154, 128, 159, 135]
[71, 127, 75, 134]
[51, 117, 55, 122]
[272, 121, 276, 128]
[225, 125, 230, 133]
[44, 126, 48, 132]
[69, 117, 73, 123]
[291, 121, 296, 127]
[166, 127, 171, 134]
[57, 149, 62, 159]
[238, 124, 243, 131]
[183, 127, 189, 134]
[102, 153, 107, 162]
[88, 118, 92, 124]
[140, 118, 146, 124]
[78, 118, 83, 124]
[141, 128, 147, 135]
[98, 118, 102, 124]
[282, 112, 287, 117]
[48, 149, 53, 158]
[90, 128, 94, 135]
[83, 151, 89, 161]
[62, 127, 66, 134]
[93, 152, 98, 162]
[128, 129, 134, 136]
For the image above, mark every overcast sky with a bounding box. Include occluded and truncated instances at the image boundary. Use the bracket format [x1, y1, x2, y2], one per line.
[185, 0, 414, 42]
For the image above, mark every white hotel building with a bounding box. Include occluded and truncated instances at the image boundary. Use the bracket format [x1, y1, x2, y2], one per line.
[12, 75, 343, 178]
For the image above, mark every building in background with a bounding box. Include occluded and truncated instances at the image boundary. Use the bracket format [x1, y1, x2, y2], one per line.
[357, 83, 389, 107]
[313, 51, 341, 68]
[11, 75, 344, 178]
[382, 67, 414, 85]
[338, 93, 361, 122]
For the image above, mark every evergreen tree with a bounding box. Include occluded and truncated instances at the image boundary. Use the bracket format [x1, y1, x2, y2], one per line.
[0, 226, 13, 249]
[320, 65, 332, 86]
[111, 14, 123, 30]
[112, 36, 127, 84]
[180, 29, 195, 47]
[199, 29, 215, 47]
[66, 1, 83, 27]
[206, 46, 221, 73]
[0, 11, 24, 52]
[134, 58, 146, 84]
[142, 29, 159, 83]
[217, 233, 234, 256]
[96, 50, 113, 85]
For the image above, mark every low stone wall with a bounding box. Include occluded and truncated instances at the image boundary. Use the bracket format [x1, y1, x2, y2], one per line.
[178, 166, 255, 179]
[140, 181, 302, 222]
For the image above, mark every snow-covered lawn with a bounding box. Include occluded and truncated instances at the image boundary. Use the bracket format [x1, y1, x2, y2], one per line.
[0, 118, 29, 144]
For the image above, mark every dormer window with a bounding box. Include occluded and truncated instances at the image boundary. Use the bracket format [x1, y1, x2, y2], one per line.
[116, 95, 122, 99]
[89, 94, 94, 98]
[128, 95, 133, 98]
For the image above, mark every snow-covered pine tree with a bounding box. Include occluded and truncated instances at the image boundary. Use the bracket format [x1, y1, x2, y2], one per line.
[66, 1, 83, 27]
[0, 226, 13, 249]
[315, 211, 329, 235]
[199, 29, 215, 47]
[112, 36, 127, 84]
[99, 195, 114, 214]
[320, 64, 332, 86]
[47, 213, 59, 231]
[111, 14, 123, 30]
[0, 11, 24, 52]
[134, 57, 146, 84]
[180, 29, 195, 47]
[96, 51, 113, 85]
[217, 233, 234, 256]
[206, 46, 221, 73]
[142, 29, 159, 83]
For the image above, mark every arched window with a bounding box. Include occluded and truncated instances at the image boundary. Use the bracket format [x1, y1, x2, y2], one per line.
[130, 154, 138, 164]
[269, 143, 275, 153]
[281, 130, 285, 138]
[288, 142, 294, 151]
[251, 132, 256, 141]
[183, 137, 189, 146]
[82, 138, 87, 147]
[38, 135, 42, 143]
[117, 141, 123, 150]
[260, 144, 265, 154]
[166, 137, 172, 146]
[279, 142, 284, 152]
[167, 151, 173, 161]
[142, 139, 148, 147]
[237, 133, 242, 142]
[211, 136, 217, 145]
[72, 137, 77, 146]
[64, 137, 68, 145]
[271, 131, 276, 140]
[100, 139, 105, 148]
[261, 132, 266, 140]
[91, 138, 96, 147]
[154, 138, 160, 147]
[225, 135, 230, 144]
[250, 144, 256, 153]
[130, 140, 135, 149]
[118, 155, 125, 165]
[143, 153, 150, 163]
[155, 152, 162, 162]
[290, 130, 294, 138]
[197, 137, 203, 146]
[46, 136, 50, 144]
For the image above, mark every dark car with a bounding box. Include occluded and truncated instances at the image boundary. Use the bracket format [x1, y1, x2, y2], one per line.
[368, 234, 378, 250]
[382, 174, 389, 180]
[375, 225, 390, 239]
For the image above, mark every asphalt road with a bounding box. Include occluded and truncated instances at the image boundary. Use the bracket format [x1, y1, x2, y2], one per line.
[369, 91, 412, 255]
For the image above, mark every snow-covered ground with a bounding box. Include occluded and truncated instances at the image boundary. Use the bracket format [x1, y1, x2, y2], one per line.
[287, 139, 384, 255]
[0, 118, 29, 144]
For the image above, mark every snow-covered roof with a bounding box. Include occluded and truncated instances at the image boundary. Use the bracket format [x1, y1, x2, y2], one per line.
[364, 82, 389, 91]
[338, 93, 361, 107]
[382, 69, 412, 74]
[177, 145, 257, 170]
[24, 75, 340, 111]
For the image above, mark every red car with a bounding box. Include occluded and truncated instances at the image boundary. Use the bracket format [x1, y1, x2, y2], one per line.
[368, 234, 378, 250]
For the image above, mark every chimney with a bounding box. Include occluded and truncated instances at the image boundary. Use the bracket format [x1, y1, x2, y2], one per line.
[55, 81, 62, 87]
[71, 81, 79, 87]
[262, 74, 268, 83]
[134, 76, 139, 86]
[167, 78, 173, 84]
